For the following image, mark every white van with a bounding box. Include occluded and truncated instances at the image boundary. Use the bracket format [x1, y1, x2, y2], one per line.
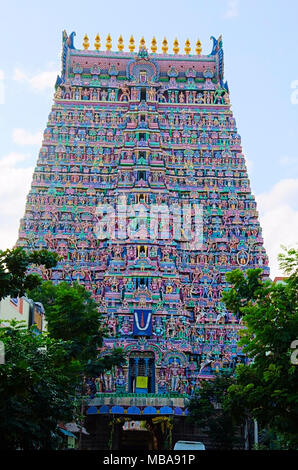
[174, 441, 205, 450]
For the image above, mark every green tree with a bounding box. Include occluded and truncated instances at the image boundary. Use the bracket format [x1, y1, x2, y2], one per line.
[27, 280, 125, 450]
[0, 247, 59, 300]
[278, 244, 298, 276]
[221, 267, 267, 319]
[223, 248, 298, 449]
[28, 281, 102, 363]
[0, 247, 124, 449]
[187, 373, 239, 449]
[0, 321, 81, 450]
[27, 280, 125, 373]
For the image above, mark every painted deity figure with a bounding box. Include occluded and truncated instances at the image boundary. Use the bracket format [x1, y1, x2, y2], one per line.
[104, 369, 114, 391]
[115, 367, 126, 390]
[153, 317, 164, 337]
[101, 89, 107, 101]
[120, 85, 130, 101]
[148, 87, 156, 101]
[158, 369, 168, 394]
[170, 358, 180, 391]
[166, 315, 177, 338]
[179, 92, 185, 103]
[120, 316, 132, 335]
[95, 375, 104, 392]
[107, 313, 118, 337]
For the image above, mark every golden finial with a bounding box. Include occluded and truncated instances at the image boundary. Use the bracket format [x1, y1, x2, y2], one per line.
[162, 37, 168, 54]
[106, 34, 112, 51]
[195, 39, 202, 55]
[173, 38, 179, 54]
[184, 38, 191, 55]
[118, 35, 124, 51]
[129, 35, 135, 52]
[151, 36, 157, 53]
[94, 34, 101, 51]
[83, 34, 90, 50]
[139, 36, 146, 49]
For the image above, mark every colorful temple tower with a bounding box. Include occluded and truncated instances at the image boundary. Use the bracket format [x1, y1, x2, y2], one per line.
[17, 32, 269, 448]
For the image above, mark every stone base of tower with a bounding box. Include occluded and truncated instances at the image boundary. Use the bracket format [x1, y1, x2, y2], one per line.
[81, 413, 244, 450]
[80, 414, 197, 450]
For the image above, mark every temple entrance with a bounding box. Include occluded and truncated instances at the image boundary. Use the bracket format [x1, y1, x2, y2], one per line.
[117, 417, 173, 450]
[119, 420, 154, 450]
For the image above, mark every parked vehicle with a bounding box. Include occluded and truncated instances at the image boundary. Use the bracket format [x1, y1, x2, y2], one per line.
[174, 441, 205, 450]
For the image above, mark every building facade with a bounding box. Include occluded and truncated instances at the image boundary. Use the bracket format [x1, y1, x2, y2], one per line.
[0, 296, 45, 332]
[0, 297, 30, 326]
[17, 31, 269, 448]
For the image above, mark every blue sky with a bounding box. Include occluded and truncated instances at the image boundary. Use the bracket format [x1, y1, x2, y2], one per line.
[0, 0, 297, 277]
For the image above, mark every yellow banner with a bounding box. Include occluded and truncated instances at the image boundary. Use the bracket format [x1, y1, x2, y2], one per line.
[136, 376, 148, 389]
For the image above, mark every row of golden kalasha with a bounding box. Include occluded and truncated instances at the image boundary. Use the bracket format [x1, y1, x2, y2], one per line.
[81, 34, 203, 55]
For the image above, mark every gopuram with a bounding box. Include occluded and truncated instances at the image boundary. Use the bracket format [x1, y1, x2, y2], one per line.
[17, 32, 269, 449]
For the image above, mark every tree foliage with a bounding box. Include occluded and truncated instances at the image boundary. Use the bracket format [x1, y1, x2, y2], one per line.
[27, 280, 125, 374]
[188, 373, 239, 449]
[0, 247, 59, 300]
[278, 244, 298, 276]
[85, 348, 126, 377]
[0, 321, 80, 450]
[221, 267, 268, 319]
[223, 248, 298, 449]
[0, 248, 124, 449]
[188, 247, 298, 449]
[28, 281, 103, 364]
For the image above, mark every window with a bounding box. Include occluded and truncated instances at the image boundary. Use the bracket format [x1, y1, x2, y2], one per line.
[136, 277, 148, 287]
[140, 88, 146, 101]
[137, 170, 146, 181]
[137, 193, 146, 203]
[129, 352, 155, 393]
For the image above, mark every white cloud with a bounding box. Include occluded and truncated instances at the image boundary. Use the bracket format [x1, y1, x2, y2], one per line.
[256, 178, 298, 279]
[13, 67, 57, 92]
[0, 152, 28, 168]
[0, 152, 34, 250]
[224, 0, 239, 18]
[0, 70, 4, 80]
[0, 221, 22, 250]
[12, 128, 43, 146]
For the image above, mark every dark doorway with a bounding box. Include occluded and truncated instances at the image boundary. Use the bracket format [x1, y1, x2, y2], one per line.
[120, 421, 153, 450]
[140, 88, 146, 101]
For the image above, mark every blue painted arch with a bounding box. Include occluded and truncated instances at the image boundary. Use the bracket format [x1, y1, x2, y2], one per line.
[143, 406, 157, 415]
[159, 406, 173, 415]
[87, 406, 98, 415]
[127, 406, 141, 415]
[99, 405, 109, 414]
[111, 405, 124, 414]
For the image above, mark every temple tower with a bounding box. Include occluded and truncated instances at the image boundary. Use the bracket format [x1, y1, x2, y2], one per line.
[17, 32, 269, 449]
